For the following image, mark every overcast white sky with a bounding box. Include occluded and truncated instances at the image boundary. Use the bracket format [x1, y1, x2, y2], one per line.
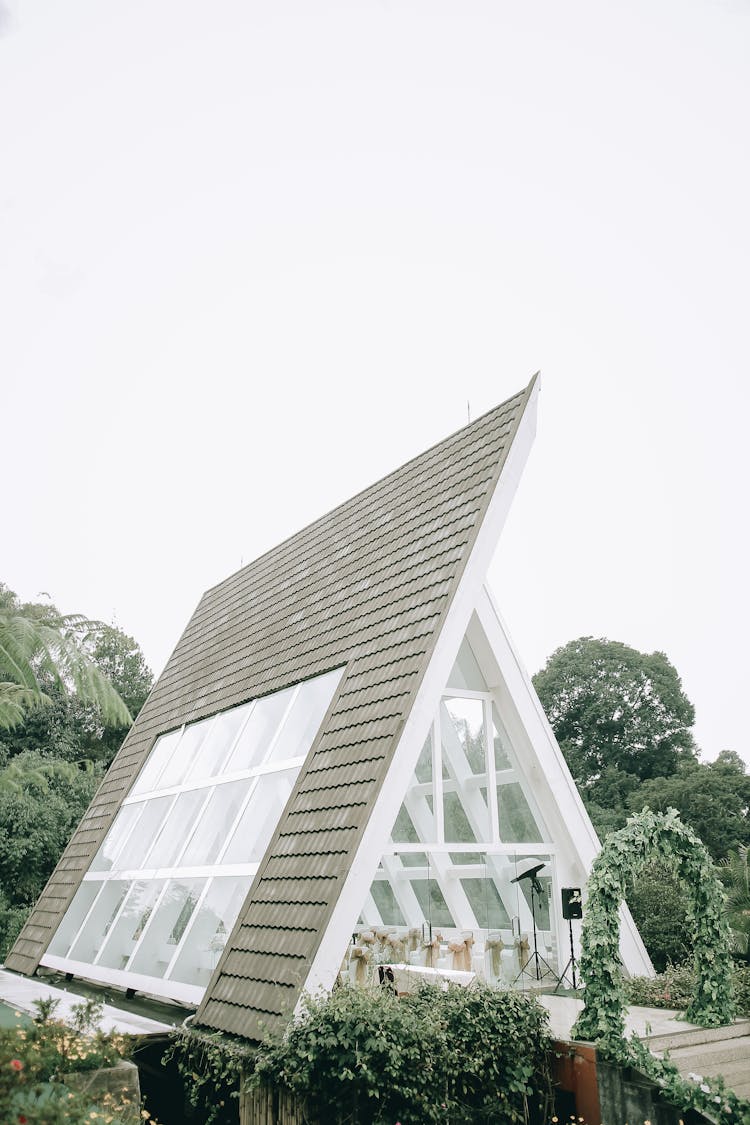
[2, 0, 748, 764]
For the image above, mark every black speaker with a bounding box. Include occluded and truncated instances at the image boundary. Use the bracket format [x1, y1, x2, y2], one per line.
[561, 887, 583, 920]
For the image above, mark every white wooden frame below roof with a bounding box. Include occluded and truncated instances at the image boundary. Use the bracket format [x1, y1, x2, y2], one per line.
[300, 376, 542, 1003]
[300, 377, 654, 1000]
[471, 584, 654, 978]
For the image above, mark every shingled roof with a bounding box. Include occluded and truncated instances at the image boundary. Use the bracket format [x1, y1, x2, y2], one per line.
[8, 376, 538, 1040]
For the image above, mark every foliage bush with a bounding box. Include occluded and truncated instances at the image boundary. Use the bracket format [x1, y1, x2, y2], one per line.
[626, 963, 750, 1018]
[0, 996, 157, 1124]
[572, 807, 735, 1048]
[249, 982, 553, 1125]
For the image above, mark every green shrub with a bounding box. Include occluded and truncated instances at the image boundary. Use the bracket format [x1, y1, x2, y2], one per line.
[0, 996, 157, 1124]
[626, 963, 750, 1018]
[249, 982, 552, 1125]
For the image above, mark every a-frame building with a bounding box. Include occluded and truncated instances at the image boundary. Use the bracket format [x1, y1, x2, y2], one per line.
[7, 376, 652, 1041]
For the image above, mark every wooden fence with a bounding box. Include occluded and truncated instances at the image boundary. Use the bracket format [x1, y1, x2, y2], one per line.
[239, 1082, 307, 1125]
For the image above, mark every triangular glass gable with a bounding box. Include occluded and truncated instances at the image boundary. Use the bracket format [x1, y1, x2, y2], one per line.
[42, 667, 343, 1005]
[348, 633, 558, 988]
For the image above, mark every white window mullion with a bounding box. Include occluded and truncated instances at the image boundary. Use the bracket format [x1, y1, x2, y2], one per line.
[485, 697, 500, 844]
[432, 716, 444, 843]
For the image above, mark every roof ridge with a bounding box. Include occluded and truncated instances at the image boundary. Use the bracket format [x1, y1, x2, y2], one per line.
[202, 374, 539, 599]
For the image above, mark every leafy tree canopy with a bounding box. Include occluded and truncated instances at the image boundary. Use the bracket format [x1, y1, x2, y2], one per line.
[0, 584, 153, 766]
[633, 754, 750, 861]
[533, 636, 697, 789]
[0, 583, 132, 731]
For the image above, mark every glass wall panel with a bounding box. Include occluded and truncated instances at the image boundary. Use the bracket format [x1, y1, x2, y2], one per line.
[392, 736, 434, 844]
[442, 698, 486, 775]
[68, 881, 129, 964]
[169, 877, 246, 986]
[497, 783, 543, 844]
[460, 877, 511, 929]
[492, 710, 512, 771]
[370, 879, 406, 927]
[222, 770, 296, 865]
[142, 789, 207, 869]
[180, 781, 250, 868]
[41, 665, 344, 1002]
[129, 879, 205, 978]
[46, 882, 101, 957]
[409, 876, 455, 929]
[118, 795, 175, 870]
[184, 704, 253, 784]
[90, 803, 145, 873]
[96, 881, 163, 970]
[131, 729, 182, 796]
[442, 698, 489, 843]
[157, 716, 215, 790]
[445, 636, 488, 692]
[222, 691, 293, 774]
[265, 669, 340, 765]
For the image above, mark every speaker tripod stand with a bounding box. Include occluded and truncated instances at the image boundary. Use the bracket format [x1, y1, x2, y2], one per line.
[554, 914, 579, 992]
[512, 866, 556, 985]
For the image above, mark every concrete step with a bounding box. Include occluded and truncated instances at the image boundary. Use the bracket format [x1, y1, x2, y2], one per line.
[648, 1032, 750, 1100]
[664, 1034, 750, 1071]
[645, 1019, 750, 1052]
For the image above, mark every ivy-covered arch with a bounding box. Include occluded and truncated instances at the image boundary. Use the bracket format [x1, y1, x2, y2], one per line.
[572, 807, 735, 1048]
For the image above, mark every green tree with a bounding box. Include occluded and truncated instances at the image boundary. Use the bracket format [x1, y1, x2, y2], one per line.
[0, 584, 131, 731]
[532, 637, 697, 791]
[720, 845, 750, 961]
[633, 754, 750, 861]
[625, 861, 692, 971]
[0, 750, 102, 955]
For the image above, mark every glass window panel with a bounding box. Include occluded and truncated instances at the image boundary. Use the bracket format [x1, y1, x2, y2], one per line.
[47, 882, 101, 957]
[497, 782, 543, 843]
[370, 880, 406, 927]
[181, 781, 250, 867]
[96, 881, 163, 970]
[169, 877, 247, 987]
[129, 879, 205, 978]
[157, 715, 215, 790]
[443, 790, 479, 843]
[414, 735, 432, 784]
[442, 697, 486, 775]
[222, 690, 293, 774]
[460, 878, 511, 929]
[391, 804, 420, 844]
[265, 669, 341, 765]
[409, 878, 455, 928]
[131, 729, 182, 795]
[68, 881, 129, 964]
[116, 795, 175, 871]
[396, 850, 428, 869]
[391, 735, 434, 843]
[446, 636, 488, 692]
[143, 789, 207, 869]
[514, 858, 552, 930]
[184, 703, 253, 784]
[222, 770, 296, 865]
[90, 803, 145, 873]
[492, 707, 513, 771]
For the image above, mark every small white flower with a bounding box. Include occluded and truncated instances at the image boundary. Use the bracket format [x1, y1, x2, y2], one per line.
[700, 1084, 711, 1094]
[687, 1073, 702, 1083]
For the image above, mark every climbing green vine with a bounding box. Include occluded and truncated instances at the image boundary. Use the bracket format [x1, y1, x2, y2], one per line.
[572, 807, 735, 1049]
